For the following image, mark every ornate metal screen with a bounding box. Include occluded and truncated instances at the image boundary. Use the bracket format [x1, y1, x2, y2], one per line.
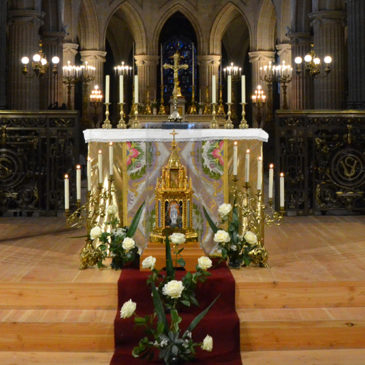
[275, 111, 365, 215]
[0, 111, 79, 216]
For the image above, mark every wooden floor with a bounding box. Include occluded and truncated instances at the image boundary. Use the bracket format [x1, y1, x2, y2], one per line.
[0, 215, 364, 364]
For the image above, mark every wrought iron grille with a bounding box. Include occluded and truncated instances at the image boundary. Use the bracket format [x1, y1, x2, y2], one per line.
[0, 111, 79, 216]
[275, 111, 365, 215]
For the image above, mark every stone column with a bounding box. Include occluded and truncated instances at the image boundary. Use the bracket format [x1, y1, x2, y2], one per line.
[62, 42, 79, 109]
[134, 55, 159, 103]
[0, 0, 6, 109]
[40, 31, 65, 109]
[7, 7, 43, 110]
[347, 0, 365, 109]
[289, 32, 313, 109]
[310, 10, 346, 109]
[276, 43, 293, 109]
[198, 55, 221, 103]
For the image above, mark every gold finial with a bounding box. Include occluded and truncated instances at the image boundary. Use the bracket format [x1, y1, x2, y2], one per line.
[170, 129, 177, 146]
[168, 129, 180, 168]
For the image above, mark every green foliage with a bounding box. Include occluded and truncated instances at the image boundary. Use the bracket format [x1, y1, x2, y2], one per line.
[127, 202, 145, 238]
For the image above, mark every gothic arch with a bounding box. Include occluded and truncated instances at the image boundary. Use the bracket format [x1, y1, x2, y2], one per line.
[256, 0, 277, 50]
[151, 1, 204, 55]
[78, 0, 100, 49]
[103, 1, 147, 54]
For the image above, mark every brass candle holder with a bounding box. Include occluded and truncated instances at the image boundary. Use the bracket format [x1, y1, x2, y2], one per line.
[239, 102, 248, 129]
[188, 88, 197, 114]
[158, 85, 167, 115]
[131, 103, 141, 128]
[210, 103, 218, 129]
[224, 102, 234, 129]
[117, 102, 127, 129]
[102, 102, 112, 129]
[217, 85, 225, 116]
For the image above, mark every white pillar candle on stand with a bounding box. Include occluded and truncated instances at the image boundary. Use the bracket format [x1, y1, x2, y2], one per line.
[109, 142, 114, 176]
[268, 163, 274, 199]
[119, 75, 124, 103]
[105, 75, 110, 103]
[64, 174, 69, 210]
[233, 141, 238, 176]
[280, 172, 285, 208]
[76, 165, 81, 200]
[245, 149, 250, 183]
[227, 75, 232, 103]
[98, 150, 103, 184]
[134, 75, 139, 104]
[241, 75, 246, 103]
[257, 157, 262, 191]
[212, 75, 216, 104]
[87, 158, 91, 192]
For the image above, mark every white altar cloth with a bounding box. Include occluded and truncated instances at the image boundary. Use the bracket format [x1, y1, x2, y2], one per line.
[83, 128, 268, 143]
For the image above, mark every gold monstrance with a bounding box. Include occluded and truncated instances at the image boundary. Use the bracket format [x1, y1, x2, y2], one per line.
[150, 130, 198, 243]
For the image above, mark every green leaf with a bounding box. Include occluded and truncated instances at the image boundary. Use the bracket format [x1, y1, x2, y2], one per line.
[134, 317, 147, 325]
[187, 295, 220, 332]
[177, 258, 186, 268]
[181, 300, 191, 307]
[165, 235, 175, 280]
[170, 309, 182, 333]
[126, 202, 145, 238]
[203, 206, 218, 233]
[151, 283, 168, 332]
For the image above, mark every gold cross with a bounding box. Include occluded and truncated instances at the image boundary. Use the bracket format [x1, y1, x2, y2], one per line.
[163, 51, 188, 98]
[170, 129, 178, 146]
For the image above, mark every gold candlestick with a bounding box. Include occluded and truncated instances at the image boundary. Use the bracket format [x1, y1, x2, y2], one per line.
[203, 87, 211, 114]
[224, 102, 234, 129]
[217, 85, 225, 115]
[158, 85, 166, 115]
[239, 102, 248, 129]
[188, 88, 197, 114]
[117, 102, 127, 129]
[131, 103, 141, 128]
[102, 102, 112, 129]
[144, 89, 152, 115]
[210, 103, 218, 128]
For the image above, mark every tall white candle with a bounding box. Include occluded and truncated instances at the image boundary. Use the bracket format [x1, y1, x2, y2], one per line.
[98, 149, 103, 185]
[227, 75, 232, 103]
[233, 141, 238, 176]
[109, 142, 113, 176]
[280, 172, 285, 208]
[105, 75, 110, 103]
[134, 75, 139, 104]
[87, 158, 91, 192]
[76, 165, 81, 200]
[64, 174, 69, 210]
[269, 163, 274, 199]
[119, 75, 124, 103]
[212, 75, 216, 104]
[241, 75, 246, 103]
[245, 149, 250, 183]
[257, 157, 262, 191]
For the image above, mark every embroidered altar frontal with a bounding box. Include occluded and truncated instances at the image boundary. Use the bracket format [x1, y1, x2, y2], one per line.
[85, 129, 268, 253]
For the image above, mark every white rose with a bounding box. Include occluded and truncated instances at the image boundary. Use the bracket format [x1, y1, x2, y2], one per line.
[244, 231, 258, 244]
[218, 203, 232, 218]
[231, 245, 237, 251]
[169, 233, 186, 245]
[201, 335, 213, 352]
[113, 227, 127, 237]
[142, 256, 156, 270]
[213, 230, 230, 244]
[107, 204, 118, 216]
[162, 280, 184, 299]
[90, 226, 102, 240]
[197, 256, 212, 270]
[120, 299, 136, 319]
[122, 237, 136, 252]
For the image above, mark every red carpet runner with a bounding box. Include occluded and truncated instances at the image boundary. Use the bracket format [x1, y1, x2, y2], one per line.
[110, 265, 242, 364]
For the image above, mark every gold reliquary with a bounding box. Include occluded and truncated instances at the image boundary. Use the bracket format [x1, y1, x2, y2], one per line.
[150, 131, 198, 243]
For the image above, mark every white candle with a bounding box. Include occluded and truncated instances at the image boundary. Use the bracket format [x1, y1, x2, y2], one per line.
[64, 174, 69, 210]
[227, 74, 232, 103]
[134, 74, 139, 104]
[280, 172, 285, 208]
[212, 75, 216, 104]
[109, 142, 113, 176]
[241, 75, 246, 103]
[233, 141, 238, 176]
[98, 149, 103, 185]
[269, 163, 274, 199]
[105, 75, 110, 103]
[119, 75, 124, 103]
[76, 165, 81, 201]
[245, 149, 250, 183]
[257, 157, 262, 191]
[87, 157, 91, 192]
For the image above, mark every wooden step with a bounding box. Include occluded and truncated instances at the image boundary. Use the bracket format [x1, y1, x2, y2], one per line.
[238, 308, 365, 350]
[241, 349, 365, 365]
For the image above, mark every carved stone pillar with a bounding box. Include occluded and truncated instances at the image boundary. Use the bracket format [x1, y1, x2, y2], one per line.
[0, 0, 6, 109]
[347, 0, 365, 109]
[135, 55, 159, 104]
[8, 6, 42, 110]
[40, 31, 65, 109]
[198, 55, 221, 104]
[62, 42, 79, 109]
[289, 32, 313, 109]
[276, 43, 292, 109]
[310, 10, 346, 109]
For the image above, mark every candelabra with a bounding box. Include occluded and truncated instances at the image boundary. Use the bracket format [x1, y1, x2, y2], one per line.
[210, 103, 218, 128]
[225, 102, 234, 129]
[294, 43, 332, 77]
[259, 63, 275, 121]
[274, 62, 292, 110]
[90, 85, 103, 127]
[251, 86, 266, 128]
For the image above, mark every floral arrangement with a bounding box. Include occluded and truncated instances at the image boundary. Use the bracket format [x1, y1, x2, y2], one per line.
[88, 202, 145, 269]
[144, 233, 212, 310]
[204, 203, 260, 268]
